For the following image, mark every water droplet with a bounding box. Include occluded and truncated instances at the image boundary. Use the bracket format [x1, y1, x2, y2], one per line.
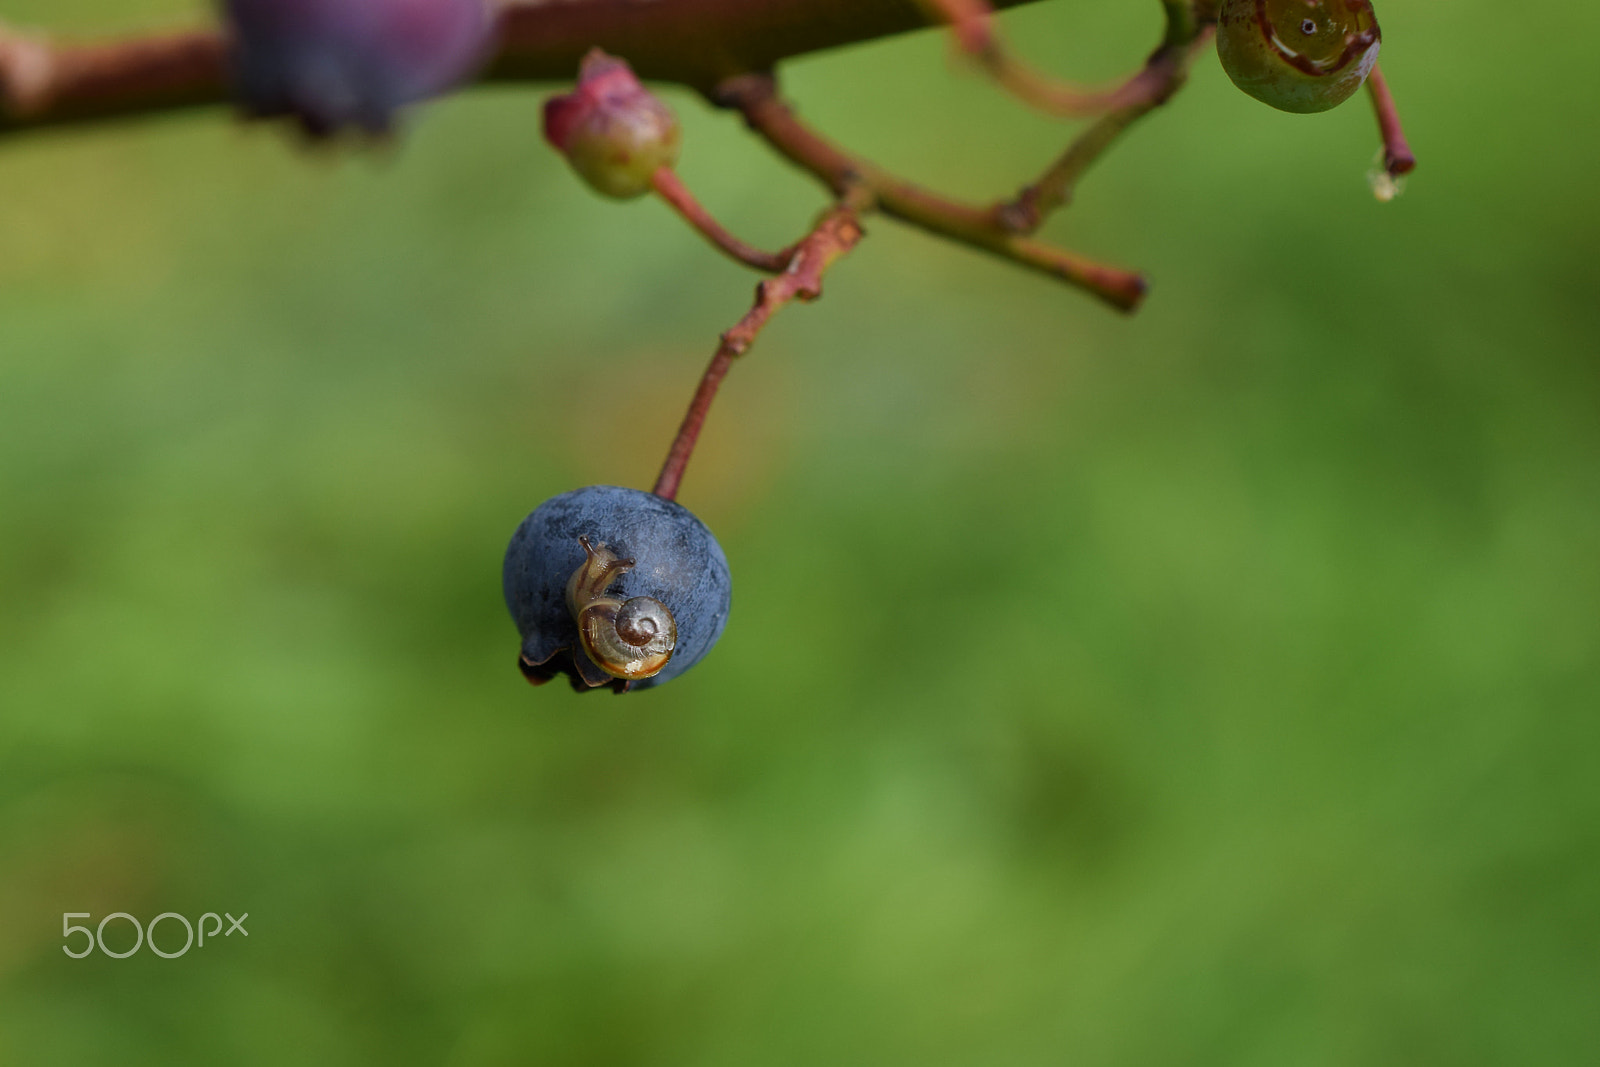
[1366, 149, 1407, 202]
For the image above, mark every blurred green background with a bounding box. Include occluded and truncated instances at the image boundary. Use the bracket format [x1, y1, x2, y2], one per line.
[2, 0, 1596, 1063]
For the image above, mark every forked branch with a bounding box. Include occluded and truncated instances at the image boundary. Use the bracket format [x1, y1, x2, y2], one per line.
[716, 72, 1148, 312]
[998, 20, 1217, 233]
[653, 199, 866, 500]
[915, 0, 1204, 118]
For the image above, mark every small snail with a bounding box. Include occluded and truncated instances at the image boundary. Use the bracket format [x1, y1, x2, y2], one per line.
[566, 536, 677, 680]
[1216, 0, 1382, 114]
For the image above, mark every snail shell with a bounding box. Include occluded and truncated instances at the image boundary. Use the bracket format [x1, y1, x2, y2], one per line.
[565, 536, 677, 680]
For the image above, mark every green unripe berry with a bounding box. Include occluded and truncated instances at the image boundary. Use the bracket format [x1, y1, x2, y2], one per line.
[1217, 0, 1382, 114]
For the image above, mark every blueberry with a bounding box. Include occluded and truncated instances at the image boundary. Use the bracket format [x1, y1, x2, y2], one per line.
[221, 0, 494, 135]
[503, 486, 731, 693]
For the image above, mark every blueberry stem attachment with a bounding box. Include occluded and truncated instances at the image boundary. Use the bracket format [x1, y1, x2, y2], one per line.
[1365, 63, 1416, 178]
[653, 200, 864, 501]
[649, 167, 794, 273]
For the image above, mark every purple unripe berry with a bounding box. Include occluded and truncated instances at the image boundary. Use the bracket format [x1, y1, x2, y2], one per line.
[504, 486, 732, 693]
[221, 0, 494, 136]
[543, 50, 682, 199]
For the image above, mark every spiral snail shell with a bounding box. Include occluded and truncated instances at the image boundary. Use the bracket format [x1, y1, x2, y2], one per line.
[566, 536, 678, 680]
[1216, 0, 1382, 114]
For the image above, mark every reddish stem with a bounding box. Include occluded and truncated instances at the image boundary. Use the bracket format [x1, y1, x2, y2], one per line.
[1366, 64, 1416, 177]
[916, 0, 1188, 118]
[718, 73, 1147, 312]
[653, 204, 863, 500]
[998, 27, 1213, 234]
[650, 167, 792, 272]
[653, 348, 736, 501]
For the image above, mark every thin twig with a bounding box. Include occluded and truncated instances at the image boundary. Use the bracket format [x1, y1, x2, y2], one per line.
[915, 0, 1178, 118]
[650, 167, 793, 273]
[653, 201, 864, 500]
[0, 21, 225, 129]
[716, 73, 1146, 312]
[998, 25, 1215, 233]
[1366, 63, 1416, 178]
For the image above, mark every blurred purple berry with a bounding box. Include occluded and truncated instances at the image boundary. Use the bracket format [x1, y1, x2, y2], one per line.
[221, 0, 494, 136]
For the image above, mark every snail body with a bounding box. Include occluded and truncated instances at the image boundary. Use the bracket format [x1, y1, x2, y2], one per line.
[1216, 0, 1381, 114]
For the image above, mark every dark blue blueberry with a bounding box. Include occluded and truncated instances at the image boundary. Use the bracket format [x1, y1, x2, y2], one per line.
[222, 0, 493, 136]
[503, 486, 731, 693]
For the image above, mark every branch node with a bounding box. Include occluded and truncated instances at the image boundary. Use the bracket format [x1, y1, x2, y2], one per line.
[653, 201, 863, 500]
[996, 193, 1044, 235]
[996, 27, 1212, 237]
[709, 71, 776, 113]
